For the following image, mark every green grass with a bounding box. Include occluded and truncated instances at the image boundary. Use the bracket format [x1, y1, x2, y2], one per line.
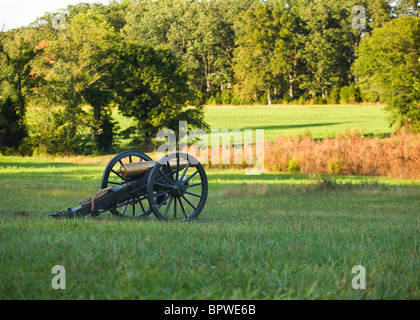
[0, 156, 419, 299]
[109, 105, 393, 148]
[203, 105, 393, 141]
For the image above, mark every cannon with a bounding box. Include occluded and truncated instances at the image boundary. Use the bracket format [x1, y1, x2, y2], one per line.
[48, 151, 208, 221]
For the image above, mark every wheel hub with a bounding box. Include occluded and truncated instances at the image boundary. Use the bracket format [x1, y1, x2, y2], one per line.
[172, 181, 186, 197]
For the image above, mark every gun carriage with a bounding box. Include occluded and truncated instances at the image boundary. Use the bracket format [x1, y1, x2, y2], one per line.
[49, 151, 208, 221]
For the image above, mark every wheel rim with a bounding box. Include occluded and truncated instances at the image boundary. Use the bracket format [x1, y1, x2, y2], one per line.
[102, 150, 153, 217]
[147, 153, 208, 221]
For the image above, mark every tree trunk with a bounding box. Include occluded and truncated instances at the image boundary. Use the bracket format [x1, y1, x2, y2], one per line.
[202, 54, 210, 92]
[142, 131, 154, 152]
[289, 50, 297, 100]
[206, 79, 211, 92]
[17, 72, 24, 116]
[93, 105, 101, 143]
[289, 72, 294, 100]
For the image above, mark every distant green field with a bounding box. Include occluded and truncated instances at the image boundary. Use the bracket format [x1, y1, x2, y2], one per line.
[110, 105, 393, 147]
[0, 156, 419, 299]
[203, 105, 392, 140]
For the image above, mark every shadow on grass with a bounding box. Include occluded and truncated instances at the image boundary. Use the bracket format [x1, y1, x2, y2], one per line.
[206, 171, 420, 188]
[242, 122, 346, 131]
[207, 172, 311, 181]
[0, 161, 84, 169]
[206, 171, 383, 182]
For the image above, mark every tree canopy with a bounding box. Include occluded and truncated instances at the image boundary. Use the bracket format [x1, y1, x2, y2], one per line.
[353, 16, 420, 131]
[112, 43, 207, 150]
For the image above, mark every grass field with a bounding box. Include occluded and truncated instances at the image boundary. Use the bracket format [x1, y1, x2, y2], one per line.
[203, 105, 393, 140]
[107, 105, 392, 147]
[112, 105, 392, 139]
[0, 156, 419, 299]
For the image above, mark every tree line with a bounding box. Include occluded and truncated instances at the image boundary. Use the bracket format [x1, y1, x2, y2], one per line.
[0, 0, 419, 155]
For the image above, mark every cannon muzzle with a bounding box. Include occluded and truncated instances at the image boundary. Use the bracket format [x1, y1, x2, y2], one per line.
[48, 208, 75, 218]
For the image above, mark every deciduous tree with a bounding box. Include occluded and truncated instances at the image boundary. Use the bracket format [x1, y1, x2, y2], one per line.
[111, 43, 207, 150]
[0, 33, 41, 150]
[353, 16, 420, 131]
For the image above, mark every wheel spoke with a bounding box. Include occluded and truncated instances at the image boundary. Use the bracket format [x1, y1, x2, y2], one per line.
[157, 194, 171, 210]
[108, 181, 123, 185]
[185, 191, 202, 198]
[159, 169, 174, 185]
[154, 182, 172, 189]
[111, 169, 124, 180]
[178, 198, 188, 219]
[154, 189, 171, 198]
[179, 161, 190, 182]
[166, 162, 176, 183]
[138, 196, 146, 214]
[182, 195, 197, 211]
[186, 182, 203, 189]
[121, 200, 129, 215]
[176, 156, 180, 181]
[184, 170, 199, 184]
[164, 196, 174, 217]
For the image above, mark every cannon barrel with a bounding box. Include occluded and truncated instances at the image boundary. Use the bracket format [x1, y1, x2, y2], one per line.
[116, 158, 191, 178]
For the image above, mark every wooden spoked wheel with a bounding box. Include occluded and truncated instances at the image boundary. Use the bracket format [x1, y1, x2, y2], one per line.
[146, 153, 208, 221]
[101, 150, 153, 217]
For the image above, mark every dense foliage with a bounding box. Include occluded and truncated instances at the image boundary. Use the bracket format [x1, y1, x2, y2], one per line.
[0, 0, 419, 155]
[353, 16, 420, 132]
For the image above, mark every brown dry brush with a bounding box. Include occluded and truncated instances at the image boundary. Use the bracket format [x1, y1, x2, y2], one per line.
[201, 129, 420, 180]
[263, 129, 420, 180]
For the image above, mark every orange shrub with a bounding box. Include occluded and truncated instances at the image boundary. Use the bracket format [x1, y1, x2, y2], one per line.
[264, 130, 420, 180]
